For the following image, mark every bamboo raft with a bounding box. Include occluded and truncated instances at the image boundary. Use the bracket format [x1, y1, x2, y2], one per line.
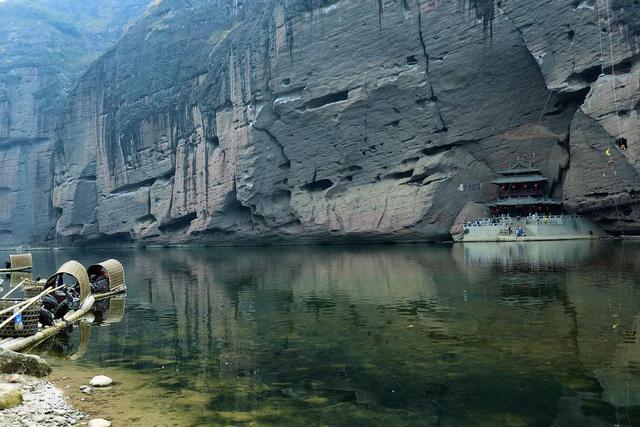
[19, 259, 126, 302]
[88, 259, 127, 301]
[0, 261, 94, 352]
[0, 253, 33, 273]
[0, 259, 126, 353]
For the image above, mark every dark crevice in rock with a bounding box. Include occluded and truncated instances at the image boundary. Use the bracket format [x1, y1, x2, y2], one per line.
[159, 212, 197, 233]
[111, 177, 157, 194]
[547, 88, 589, 116]
[251, 121, 291, 170]
[305, 90, 349, 109]
[409, 173, 447, 186]
[136, 214, 157, 225]
[302, 178, 333, 191]
[615, 137, 628, 150]
[207, 135, 220, 147]
[414, 0, 448, 133]
[384, 169, 414, 180]
[421, 139, 474, 156]
[406, 55, 418, 65]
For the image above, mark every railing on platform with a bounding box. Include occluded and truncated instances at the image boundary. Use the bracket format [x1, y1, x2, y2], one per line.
[463, 215, 584, 228]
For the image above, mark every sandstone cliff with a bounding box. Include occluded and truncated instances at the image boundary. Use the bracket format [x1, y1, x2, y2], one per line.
[0, 0, 148, 244]
[9, 0, 640, 245]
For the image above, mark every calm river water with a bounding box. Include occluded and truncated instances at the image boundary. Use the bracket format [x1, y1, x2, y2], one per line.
[2, 241, 640, 426]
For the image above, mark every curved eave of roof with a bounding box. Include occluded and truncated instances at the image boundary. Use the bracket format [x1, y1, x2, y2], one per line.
[488, 197, 563, 207]
[497, 167, 541, 175]
[492, 175, 549, 184]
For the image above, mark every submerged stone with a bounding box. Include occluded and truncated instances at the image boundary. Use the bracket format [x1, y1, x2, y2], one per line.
[88, 419, 112, 427]
[0, 384, 23, 410]
[90, 376, 113, 387]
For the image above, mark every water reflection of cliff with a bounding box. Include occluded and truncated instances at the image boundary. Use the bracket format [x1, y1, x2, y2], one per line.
[7, 243, 640, 425]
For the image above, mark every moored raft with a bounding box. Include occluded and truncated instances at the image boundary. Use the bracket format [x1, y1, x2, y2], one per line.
[88, 259, 126, 301]
[22, 259, 127, 301]
[0, 261, 95, 353]
[0, 253, 33, 273]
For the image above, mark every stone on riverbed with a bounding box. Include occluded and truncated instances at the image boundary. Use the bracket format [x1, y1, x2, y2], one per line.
[0, 349, 51, 377]
[90, 376, 113, 387]
[0, 384, 23, 410]
[88, 418, 112, 427]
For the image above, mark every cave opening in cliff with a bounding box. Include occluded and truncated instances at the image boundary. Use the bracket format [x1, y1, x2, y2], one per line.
[207, 136, 220, 147]
[302, 179, 334, 192]
[305, 91, 349, 109]
[547, 87, 590, 116]
[615, 137, 628, 151]
[384, 169, 414, 180]
[406, 55, 418, 65]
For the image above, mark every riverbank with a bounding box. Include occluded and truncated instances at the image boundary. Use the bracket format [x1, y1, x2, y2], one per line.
[0, 374, 85, 426]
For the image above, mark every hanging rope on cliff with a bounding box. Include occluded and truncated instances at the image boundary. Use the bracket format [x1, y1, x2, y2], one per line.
[603, 0, 625, 140]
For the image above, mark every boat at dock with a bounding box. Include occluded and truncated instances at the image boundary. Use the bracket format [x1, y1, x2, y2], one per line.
[452, 157, 602, 242]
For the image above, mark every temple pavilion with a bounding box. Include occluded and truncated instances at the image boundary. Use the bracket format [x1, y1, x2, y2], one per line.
[488, 159, 562, 217]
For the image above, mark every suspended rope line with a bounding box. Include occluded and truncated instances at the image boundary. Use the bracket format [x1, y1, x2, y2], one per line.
[604, 0, 625, 140]
[536, 91, 553, 126]
[595, 0, 628, 235]
[595, 0, 606, 74]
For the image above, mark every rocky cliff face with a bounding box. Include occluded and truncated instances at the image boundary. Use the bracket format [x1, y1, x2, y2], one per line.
[0, 0, 148, 244]
[11, 0, 640, 245]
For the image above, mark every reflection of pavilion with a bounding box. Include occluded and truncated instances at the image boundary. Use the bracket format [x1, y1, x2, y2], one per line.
[452, 241, 598, 271]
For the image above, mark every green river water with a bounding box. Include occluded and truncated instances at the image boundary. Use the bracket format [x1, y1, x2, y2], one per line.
[1, 241, 640, 426]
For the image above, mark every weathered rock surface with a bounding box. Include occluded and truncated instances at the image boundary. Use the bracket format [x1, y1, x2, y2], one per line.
[0, 0, 149, 244]
[0, 348, 51, 378]
[51, 0, 628, 245]
[3, 0, 640, 244]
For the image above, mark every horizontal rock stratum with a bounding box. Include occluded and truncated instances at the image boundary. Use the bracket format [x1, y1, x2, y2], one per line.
[2, 0, 639, 245]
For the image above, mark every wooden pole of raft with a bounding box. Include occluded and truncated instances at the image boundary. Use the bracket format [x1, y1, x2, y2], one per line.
[1, 280, 26, 299]
[0, 285, 64, 322]
[4, 295, 95, 353]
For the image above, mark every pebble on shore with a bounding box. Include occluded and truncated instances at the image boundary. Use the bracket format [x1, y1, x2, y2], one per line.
[90, 375, 113, 388]
[88, 418, 112, 427]
[0, 375, 85, 427]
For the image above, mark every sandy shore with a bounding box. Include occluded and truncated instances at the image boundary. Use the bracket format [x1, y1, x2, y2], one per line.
[0, 374, 85, 426]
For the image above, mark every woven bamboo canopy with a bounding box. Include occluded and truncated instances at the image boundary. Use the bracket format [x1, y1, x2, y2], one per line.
[45, 260, 90, 303]
[9, 253, 32, 270]
[10, 272, 31, 287]
[88, 259, 125, 291]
